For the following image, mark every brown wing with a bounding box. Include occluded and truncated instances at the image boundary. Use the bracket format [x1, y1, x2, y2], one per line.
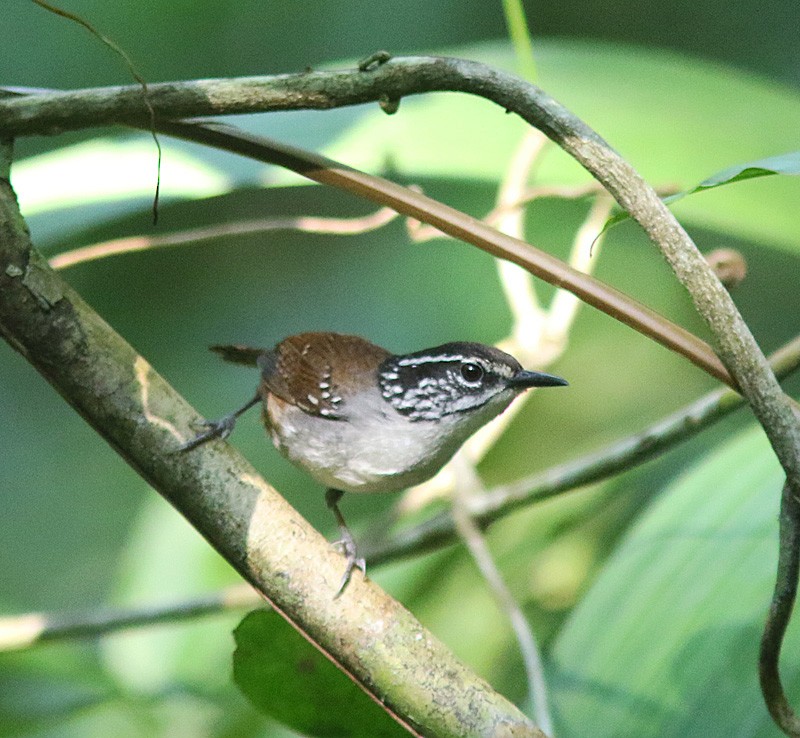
[259, 332, 390, 419]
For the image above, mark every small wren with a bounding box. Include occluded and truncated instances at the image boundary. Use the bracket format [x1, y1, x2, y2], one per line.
[182, 332, 567, 595]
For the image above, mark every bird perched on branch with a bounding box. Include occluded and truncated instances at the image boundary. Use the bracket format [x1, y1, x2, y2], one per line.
[182, 331, 567, 595]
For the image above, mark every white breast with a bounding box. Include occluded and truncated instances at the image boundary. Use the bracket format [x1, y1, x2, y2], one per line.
[265, 386, 517, 494]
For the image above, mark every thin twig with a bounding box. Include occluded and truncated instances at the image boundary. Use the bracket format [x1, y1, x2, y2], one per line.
[48, 206, 399, 270]
[450, 456, 554, 735]
[493, 130, 548, 353]
[0, 585, 263, 652]
[541, 192, 614, 342]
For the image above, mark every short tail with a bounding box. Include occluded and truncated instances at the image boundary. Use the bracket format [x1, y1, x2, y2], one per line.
[210, 344, 264, 367]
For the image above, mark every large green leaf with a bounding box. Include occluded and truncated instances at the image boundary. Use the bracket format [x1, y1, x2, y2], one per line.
[550, 424, 795, 737]
[233, 609, 406, 737]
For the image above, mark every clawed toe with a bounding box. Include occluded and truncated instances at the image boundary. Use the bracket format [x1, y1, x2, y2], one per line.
[325, 488, 367, 597]
[330, 529, 366, 597]
[178, 415, 237, 452]
[333, 547, 366, 599]
[179, 395, 260, 453]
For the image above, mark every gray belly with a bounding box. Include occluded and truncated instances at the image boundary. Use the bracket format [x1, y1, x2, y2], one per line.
[265, 397, 459, 494]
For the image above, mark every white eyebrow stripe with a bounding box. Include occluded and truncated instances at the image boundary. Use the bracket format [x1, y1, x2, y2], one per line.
[396, 354, 469, 366]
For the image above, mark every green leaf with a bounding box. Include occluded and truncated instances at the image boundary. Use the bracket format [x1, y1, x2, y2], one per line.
[550, 425, 794, 737]
[233, 610, 407, 738]
[692, 150, 800, 190]
[602, 150, 800, 233]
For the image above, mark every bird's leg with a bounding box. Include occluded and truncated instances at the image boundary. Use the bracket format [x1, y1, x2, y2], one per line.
[179, 394, 260, 451]
[325, 488, 366, 597]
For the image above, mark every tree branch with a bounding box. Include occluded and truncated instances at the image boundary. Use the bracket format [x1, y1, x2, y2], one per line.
[4, 53, 799, 732]
[0, 177, 541, 738]
[48, 206, 399, 270]
[761, 480, 800, 736]
[451, 457, 554, 734]
[0, 62, 735, 387]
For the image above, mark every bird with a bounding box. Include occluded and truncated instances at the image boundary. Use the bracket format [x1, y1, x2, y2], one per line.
[181, 331, 568, 595]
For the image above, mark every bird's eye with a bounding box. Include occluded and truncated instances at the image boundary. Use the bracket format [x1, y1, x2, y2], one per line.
[460, 362, 484, 383]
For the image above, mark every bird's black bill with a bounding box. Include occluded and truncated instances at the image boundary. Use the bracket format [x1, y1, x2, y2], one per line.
[508, 369, 569, 388]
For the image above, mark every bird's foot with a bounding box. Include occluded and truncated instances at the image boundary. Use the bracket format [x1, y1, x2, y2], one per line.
[331, 527, 366, 598]
[178, 413, 238, 452]
[179, 395, 260, 452]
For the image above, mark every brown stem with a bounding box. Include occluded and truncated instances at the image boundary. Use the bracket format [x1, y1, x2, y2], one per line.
[155, 118, 734, 388]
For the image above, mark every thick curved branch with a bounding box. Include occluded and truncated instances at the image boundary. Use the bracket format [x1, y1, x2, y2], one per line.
[3, 56, 794, 458]
[0, 176, 541, 738]
[4, 54, 799, 730]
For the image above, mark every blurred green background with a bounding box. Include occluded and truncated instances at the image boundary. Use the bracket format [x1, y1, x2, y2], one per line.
[2, 1, 800, 736]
